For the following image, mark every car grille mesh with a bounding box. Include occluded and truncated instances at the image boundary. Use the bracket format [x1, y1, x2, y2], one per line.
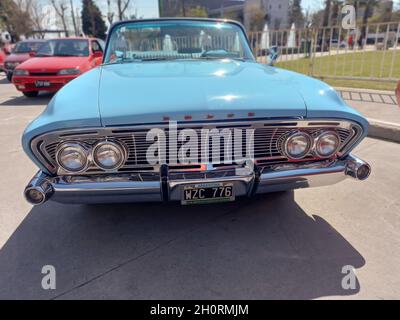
[40, 123, 356, 174]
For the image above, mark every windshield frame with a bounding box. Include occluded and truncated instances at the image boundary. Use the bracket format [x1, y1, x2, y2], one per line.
[103, 18, 255, 64]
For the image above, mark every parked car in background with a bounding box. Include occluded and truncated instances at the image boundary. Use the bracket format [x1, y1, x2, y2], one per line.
[0, 44, 13, 74]
[12, 37, 104, 97]
[0, 47, 6, 73]
[21, 19, 371, 206]
[4, 40, 45, 81]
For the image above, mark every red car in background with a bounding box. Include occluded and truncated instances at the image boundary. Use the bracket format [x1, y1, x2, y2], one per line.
[12, 37, 104, 97]
[0, 48, 6, 73]
[4, 40, 45, 81]
[0, 44, 13, 74]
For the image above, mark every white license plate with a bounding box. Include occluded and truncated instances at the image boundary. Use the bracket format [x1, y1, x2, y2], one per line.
[35, 80, 50, 88]
[181, 182, 235, 205]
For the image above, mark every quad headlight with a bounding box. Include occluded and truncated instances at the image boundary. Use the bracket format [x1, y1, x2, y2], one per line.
[315, 131, 340, 158]
[56, 142, 89, 172]
[92, 141, 125, 170]
[284, 132, 312, 160]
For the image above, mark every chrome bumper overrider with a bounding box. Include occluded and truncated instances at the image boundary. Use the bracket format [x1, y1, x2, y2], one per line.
[24, 154, 371, 205]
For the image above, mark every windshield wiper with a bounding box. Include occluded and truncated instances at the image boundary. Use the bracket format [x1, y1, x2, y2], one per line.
[102, 57, 142, 65]
[103, 56, 179, 65]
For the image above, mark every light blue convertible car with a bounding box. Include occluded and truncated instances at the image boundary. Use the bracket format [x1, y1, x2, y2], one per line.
[22, 18, 371, 205]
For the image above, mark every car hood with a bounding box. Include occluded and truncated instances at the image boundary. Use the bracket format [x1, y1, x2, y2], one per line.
[5, 53, 30, 63]
[18, 56, 89, 72]
[98, 60, 308, 126]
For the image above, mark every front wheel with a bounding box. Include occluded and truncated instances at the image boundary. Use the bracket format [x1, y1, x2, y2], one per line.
[22, 91, 39, 98]
[6, 72, 12, 82]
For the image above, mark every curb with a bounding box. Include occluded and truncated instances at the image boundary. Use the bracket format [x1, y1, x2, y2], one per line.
[368, 118, 400, 143]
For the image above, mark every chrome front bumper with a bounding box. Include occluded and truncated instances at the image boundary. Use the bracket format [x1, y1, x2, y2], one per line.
[24, 154, 371, 205]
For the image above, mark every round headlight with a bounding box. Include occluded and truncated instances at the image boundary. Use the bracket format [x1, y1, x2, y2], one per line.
[93, 141, 125, 170]
[284, 132, 312, 159]
[56, 142, 88, 172]
[315, 132, 340, 158]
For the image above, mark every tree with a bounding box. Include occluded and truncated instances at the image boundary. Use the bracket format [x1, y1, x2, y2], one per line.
[250, 11, 267, 32]
[361, 0, 379, 25]
[81, 0, 107, 39]
[289, 0, 305, 28]
[70, 0, 79, 36]
[117, 0, 131, 21]
[310, 9, 324, 28]
[107, 0, 114, 25]
[186, 6, 208, 18]
[0, 0, 34, 41]
[322, 0, 332, 27]
[51, 0, 69, 37]
[30, 1, 48, 38]
[330, 0, 343, 26]
[180, 0, 186, 17]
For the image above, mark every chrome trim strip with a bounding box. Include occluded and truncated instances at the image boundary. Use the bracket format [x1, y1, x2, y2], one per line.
[30, 119, 363, 174]
[24, 154, 370, 205]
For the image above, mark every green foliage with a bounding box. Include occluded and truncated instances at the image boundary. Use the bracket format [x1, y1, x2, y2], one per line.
[276, 50, 399, 90]
[0, 0, 33, 41]
[289, 0, 305, 28]
[186, 6, 208, 18]
[81, 0, 107, 39]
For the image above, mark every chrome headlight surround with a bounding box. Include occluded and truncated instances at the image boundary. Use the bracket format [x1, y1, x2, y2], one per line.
[314, 131, 341, 158]
[55, 142, 90, 173]
[92, 140, 126, 171]
[283, 131, 313, 160]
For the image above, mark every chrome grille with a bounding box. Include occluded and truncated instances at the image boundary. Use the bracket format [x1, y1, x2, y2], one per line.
[32, 120, 361, 174]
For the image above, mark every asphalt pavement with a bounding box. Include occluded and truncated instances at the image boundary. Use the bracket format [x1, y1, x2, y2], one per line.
[0, 75, 399, 299]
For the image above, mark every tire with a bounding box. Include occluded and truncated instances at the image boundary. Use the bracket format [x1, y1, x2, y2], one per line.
[22, 91, 39, 98]
[6, 72, 12, 82]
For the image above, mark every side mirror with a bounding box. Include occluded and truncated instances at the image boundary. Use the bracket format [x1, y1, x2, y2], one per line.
[268, 46, 279, 66]
[93, 50, 103, 58]
[29, 51, 36, 57]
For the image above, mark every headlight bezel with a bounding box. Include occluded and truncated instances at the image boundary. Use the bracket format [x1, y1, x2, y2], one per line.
[283, 131, 313, 160]
[314, 131, 341, 158]
[13, 69, 29, 76]
[55, 142, 90, 173]
[57, 68, 81, 76]
[92, 140, 126, 171]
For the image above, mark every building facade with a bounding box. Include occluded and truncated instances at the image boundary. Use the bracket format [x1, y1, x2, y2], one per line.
[158, 0, 290, 31]
[244, 0, 290, 31]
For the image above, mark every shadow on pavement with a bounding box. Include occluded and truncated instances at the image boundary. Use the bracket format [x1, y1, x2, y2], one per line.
[0, 191, 365, 299]
[0, 92, 53, 106]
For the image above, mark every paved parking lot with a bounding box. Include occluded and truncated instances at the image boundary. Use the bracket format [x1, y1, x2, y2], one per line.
[0, 75, 399, 299]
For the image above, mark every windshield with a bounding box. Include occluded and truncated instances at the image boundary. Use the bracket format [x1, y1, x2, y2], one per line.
[13, 41, 43, 54]
[36, 39, 89, 57]
[104, 20, 254, 63]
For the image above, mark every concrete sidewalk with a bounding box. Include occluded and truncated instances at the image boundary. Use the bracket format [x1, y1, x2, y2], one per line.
[336, 87, 400, 143]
